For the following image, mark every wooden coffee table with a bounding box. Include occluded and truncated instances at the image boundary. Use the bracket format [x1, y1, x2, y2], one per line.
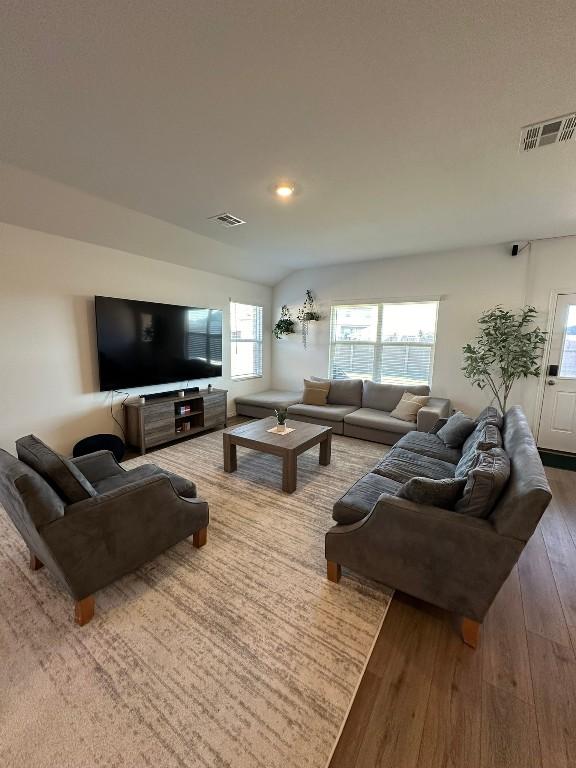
[223, 417, 332, 493]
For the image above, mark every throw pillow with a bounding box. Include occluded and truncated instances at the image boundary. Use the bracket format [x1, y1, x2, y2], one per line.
[398, 476, 467, 509]
[457, 423, 503, 477]
[437, 411, 476, 448]
[302, 378, 330, 406]
[455, 448, 482, 478]
[430, 417, 448, 434]
[477, 423, 502, 451]
[16, 434, 97, 504]
[476, 405, 504, 429]
[455, 447, 511, 518]
[390, 392, 430, 423]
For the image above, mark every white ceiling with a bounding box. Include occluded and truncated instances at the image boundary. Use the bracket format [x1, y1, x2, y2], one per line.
[2, 0, 576, 285]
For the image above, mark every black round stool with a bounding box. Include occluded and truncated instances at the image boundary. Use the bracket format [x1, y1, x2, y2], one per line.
[72, 434, 125, 462]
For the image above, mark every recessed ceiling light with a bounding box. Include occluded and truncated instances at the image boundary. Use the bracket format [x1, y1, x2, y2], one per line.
[275, 182, 295, 198]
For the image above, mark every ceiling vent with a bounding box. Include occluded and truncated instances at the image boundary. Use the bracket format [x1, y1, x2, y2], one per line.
[208, 212, 246, 228]
[520, 112, 576, 151]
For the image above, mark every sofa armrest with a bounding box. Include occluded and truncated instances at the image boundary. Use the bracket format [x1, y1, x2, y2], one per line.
[417, 398, 451, 432]
[325, 493, 523, 621]
[70, 450, 125, 483]
[40, 475, 209, 599]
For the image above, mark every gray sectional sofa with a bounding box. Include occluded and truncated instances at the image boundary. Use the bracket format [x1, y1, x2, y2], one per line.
[325, 405, 552, 647]
[235, 380, 451, 445]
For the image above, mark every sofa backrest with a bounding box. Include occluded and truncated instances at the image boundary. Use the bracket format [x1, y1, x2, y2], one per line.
[0, 449, 65, 529]
[329, 378, 363, 406]
[311, 377, 363, 406]
[362, 380, 430, 412]
[16, 434, 97, 504]
[489, 406, 551, 541]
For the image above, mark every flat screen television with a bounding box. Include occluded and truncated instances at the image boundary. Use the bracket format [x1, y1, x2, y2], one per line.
[95, 296, 223, 391]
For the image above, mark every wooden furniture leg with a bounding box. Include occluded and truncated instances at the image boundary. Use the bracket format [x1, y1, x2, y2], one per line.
[29, 551, 44, 571]
[223, 434, 237, 473]
[193, 526, 208, 548]
[327, 560, 342, 583]
[461, 617, 480, 648]
[282, 451, 298, 493]
[75, 596, 95, 626]
[319, 434, 332, 466]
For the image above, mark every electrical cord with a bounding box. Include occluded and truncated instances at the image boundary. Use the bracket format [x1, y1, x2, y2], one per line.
[110, 390, 131, 439]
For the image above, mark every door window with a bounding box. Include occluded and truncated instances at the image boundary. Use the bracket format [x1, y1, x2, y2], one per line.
[559, 304, 576, 378]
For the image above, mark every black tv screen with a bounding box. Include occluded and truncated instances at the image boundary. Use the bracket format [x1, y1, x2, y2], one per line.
[95, 296, 223, 391]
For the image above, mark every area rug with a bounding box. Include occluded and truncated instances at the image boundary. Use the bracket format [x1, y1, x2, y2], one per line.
[0, 428, 391, 768]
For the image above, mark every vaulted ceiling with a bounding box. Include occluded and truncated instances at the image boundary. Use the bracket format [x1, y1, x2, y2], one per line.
[2, 0, 576, 284]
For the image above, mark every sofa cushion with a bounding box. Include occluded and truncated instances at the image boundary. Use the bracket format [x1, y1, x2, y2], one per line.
[343, 408, 417, 435]
[437, 411, 476, 448]
[287, 403, 358, 422]
[235, 390, 302, 410]
[16, 435, 97, 505]
[390, 392, 430, 422]
[455, 447, 511, 518]
[361, 380, 430, 411]
[476, 405, 504, 429]
[302, 378, 330, 406]
[395, 431, 461, 464]
[398, 476, 467, 509]
[333, 472, 402, 524]
[372, 446, 456, 483]
[93, 464, 197, 499]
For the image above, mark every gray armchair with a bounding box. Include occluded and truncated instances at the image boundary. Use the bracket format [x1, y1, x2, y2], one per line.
[0, 436, 209, 626]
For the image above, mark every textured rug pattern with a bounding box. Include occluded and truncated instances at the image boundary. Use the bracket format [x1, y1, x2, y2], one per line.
[0, 428, 391, 768]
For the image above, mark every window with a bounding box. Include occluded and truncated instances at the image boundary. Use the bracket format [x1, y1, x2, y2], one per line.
[329, 301, 438, 385]
[230, 302, 263, 379]
[559, 304, 576, 378]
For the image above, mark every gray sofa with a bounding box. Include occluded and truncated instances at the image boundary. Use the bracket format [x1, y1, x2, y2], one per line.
[236, 380, 451, 444]
[325, 406, 551, 647]
[0, 435, 209, 625]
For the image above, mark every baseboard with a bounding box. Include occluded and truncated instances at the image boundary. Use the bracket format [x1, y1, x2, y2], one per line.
[538, 448, 576, 472]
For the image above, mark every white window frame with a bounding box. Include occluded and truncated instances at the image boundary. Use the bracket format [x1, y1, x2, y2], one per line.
[230, 301, 263, 380]
[328, 299, 438, 386]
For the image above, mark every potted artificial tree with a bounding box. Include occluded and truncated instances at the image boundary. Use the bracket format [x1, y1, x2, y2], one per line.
[462, 305, 547, 413]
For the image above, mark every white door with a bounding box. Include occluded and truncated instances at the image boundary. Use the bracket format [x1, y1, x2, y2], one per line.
[538, 294, 576, 452]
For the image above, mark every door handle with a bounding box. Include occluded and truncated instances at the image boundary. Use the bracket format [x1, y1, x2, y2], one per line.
[547, 379, 556, 385]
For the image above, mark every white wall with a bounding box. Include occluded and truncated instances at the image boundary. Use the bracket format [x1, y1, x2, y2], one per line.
[0, 223, 272, 454]
[271, 240, 576, 423]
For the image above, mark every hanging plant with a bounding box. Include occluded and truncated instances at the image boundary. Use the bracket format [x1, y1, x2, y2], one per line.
[273, 305, 296, 340]
[297, 290, 321, 349]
